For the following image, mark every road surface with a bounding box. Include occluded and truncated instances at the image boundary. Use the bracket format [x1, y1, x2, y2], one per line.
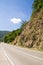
[0, 43, 43, 65]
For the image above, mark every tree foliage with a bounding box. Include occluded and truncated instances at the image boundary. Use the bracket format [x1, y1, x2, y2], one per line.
[32, 0, 43, 12]
[4, 29, 22, 43]
[21, 21, 28, 30]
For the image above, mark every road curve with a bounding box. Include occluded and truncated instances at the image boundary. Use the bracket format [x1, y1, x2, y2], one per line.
[0, 43, 43, 65]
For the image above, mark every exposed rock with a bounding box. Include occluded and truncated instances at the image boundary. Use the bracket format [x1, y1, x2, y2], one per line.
[13, 9, 43, 50]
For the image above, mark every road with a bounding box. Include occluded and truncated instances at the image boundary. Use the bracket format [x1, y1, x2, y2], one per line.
[0, 43, 43, 65]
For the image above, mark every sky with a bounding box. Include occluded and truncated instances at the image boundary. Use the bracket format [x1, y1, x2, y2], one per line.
[0, 0, 33, 31]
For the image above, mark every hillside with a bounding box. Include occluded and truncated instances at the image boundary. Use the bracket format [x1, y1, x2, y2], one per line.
[4, 0, 43, 50]
[13, 1, 43, 49]
[0, 31, 10, 42]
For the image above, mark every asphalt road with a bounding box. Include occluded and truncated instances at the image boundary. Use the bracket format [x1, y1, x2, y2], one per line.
[0, 43, 43, 65]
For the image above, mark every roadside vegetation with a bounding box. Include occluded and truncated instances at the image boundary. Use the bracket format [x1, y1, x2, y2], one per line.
[4, 29, 22, 43]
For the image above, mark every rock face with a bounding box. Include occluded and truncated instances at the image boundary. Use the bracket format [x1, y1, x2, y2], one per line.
[14, 9, 43, 49]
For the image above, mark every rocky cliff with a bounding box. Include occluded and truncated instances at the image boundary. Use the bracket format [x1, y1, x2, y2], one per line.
[13, 8, 43, 49]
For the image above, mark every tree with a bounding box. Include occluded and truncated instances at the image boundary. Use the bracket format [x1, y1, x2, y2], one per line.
[4, 29, 22, 43]
[20, 21, 28, 31]
[32, 0, 43, 12]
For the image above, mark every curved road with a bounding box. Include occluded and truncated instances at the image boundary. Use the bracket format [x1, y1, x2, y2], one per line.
[0, 43, 43, 65]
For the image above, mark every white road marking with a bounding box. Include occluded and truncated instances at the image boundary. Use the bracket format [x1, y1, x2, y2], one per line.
[1, 44, 43, 65]
[1, 47, 16, 65]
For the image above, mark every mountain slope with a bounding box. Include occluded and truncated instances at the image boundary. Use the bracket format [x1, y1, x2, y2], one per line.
[13, 8, 43, 49]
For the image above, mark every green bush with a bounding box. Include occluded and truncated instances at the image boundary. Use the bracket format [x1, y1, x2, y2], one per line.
[4, 29, 21, 43]
[32, 0, 43, 13]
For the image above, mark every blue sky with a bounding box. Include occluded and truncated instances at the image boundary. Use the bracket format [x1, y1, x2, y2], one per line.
[0, 0, 33, 31]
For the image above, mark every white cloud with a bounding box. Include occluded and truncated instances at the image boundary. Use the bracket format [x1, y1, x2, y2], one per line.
[10, 18, 22, 24]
